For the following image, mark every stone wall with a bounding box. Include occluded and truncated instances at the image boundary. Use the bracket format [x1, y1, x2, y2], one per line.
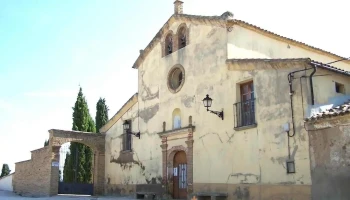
[307, 115, 350, 200]
[13, 146, 51, 197]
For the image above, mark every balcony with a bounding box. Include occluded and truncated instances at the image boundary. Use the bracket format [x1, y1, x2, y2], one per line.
[233, 98, 257, 130]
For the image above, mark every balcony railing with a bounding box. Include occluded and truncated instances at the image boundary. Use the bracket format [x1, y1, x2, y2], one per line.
[233, 98, 256, 128]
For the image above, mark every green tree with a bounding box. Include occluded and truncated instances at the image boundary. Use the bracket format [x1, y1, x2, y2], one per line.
[95, 98, 109, 132]
[0, 164, 11, 178]
[44, 139, 49, 147]
[63, 152, 73, 182]
[63, 87, 96, 183]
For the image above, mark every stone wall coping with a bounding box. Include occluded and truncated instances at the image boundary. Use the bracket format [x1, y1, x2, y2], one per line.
[15, 159, 31, 165]
[30, 146, 49, 153]
[49, 129, 106, 138]
[0, 172, 14, 180]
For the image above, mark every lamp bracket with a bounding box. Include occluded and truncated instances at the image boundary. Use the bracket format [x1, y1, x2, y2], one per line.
[127, 131, 141, 139]
[207, 108, 224, 120]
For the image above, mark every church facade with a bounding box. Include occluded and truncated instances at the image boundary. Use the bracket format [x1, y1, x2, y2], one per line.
[99, 1, 350, 199]
[11, 1, 350, 199]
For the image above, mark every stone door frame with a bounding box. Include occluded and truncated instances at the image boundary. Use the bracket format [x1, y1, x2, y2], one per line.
[48, 129, 105, 196]
[160, 127, 194, 199]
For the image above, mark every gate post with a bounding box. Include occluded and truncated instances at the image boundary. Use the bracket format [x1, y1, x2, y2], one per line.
[93, 151, 105, 195]
[49, 146, 60, 196]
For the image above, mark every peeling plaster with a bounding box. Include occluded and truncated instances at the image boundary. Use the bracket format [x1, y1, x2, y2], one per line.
[196, 83, 213, 94]
[181, 95, 195, 108]
[139, 104, 159, 123]
[140, 70, 159, 101]
[227, 173, 260, 184]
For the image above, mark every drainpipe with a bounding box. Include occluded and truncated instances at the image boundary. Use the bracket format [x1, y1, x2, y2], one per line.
[287, 73, 296, 138]
[287, 63, 316, 138]
[309, 64, 316, 105]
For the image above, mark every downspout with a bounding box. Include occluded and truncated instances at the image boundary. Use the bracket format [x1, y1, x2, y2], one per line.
[287, 73, 296, 159]
[287, 65, 316, 138]
[287, 63, 316, 158]
[309, 64, 316, 105]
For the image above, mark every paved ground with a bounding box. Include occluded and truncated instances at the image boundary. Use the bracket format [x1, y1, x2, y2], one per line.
[0, 190, 136, 200]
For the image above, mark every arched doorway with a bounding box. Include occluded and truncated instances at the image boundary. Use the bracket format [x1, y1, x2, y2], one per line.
[48, 129, 105, 196]
[173, 151, 187, 199]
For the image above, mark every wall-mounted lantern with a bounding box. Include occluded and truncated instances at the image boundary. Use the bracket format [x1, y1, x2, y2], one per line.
[123, 120, 140, 139]
[202, 94, 224, 120]
[286, 160, 295, 174]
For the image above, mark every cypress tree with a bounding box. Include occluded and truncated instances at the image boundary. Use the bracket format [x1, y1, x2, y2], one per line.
[63, 87, 96, 183]
[63, 152, 73, 182]
[95, 98, 109, 132]
[0, 164, 11, 178]
[44, 139, 49, 147]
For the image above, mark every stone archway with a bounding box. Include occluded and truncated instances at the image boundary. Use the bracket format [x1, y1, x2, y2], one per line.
[48, 129, 105, 196]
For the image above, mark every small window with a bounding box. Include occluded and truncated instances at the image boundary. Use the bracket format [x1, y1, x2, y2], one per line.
[335, 82, 345, 94]
[178, 27, 187, 49]
[234, 81, 256, 128]
[240, 81, 254, 101]
[123, 120, 132, 151]
[167, 65, 185, 93]
[169, 68, 183, 90]
[172, 108, 181, 129]
[165, 34, 173, 56]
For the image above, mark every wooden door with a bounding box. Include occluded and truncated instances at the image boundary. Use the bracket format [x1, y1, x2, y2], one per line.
[173, 151, 187, 199]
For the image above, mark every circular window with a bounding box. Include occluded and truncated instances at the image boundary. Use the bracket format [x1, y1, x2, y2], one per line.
[167, 65, 185, 93]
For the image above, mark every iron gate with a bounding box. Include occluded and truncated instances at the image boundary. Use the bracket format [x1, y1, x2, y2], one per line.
[58, 143, 94, 195]
[58, 182, 93, 195]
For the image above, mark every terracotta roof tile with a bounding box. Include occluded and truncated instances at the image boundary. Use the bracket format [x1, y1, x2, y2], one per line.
[226, 58, 311, 63]
[226, 58, 350, 76]
[311, 60, 350, 76]
[305, 100, 350, 122]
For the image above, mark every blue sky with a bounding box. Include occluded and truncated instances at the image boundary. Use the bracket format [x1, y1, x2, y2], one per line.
[0, 0, 349, 172]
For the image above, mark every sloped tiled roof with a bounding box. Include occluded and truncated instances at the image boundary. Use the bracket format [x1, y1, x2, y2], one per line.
[226, 58, 350, 76]
[306, 100, 350, 122]
[311, 60, 350, 76]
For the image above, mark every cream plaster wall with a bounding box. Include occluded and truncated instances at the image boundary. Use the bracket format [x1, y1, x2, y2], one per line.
[105, 19, 350, 198]
[0, 173, 13, 191]
[105, 101, 165, 191]
[227, 25, 350, 71]
[312, 69, 350, 104]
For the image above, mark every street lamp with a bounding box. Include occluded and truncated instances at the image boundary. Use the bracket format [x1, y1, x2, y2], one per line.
[123, 120, 140, 139]
[202, 94, 224, 120]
